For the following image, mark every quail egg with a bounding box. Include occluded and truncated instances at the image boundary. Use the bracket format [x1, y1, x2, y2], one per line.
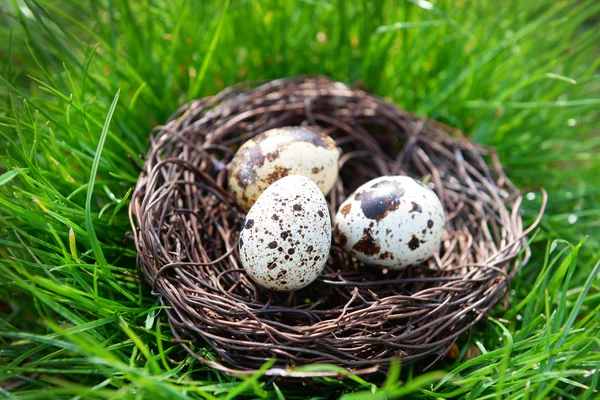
[334, 176, 445, 269]
[239, 175, 331, 291]
[228, 127, 339, 212]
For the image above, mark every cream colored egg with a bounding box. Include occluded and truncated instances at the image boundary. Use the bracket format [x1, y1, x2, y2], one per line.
[227, 127, 339, 212]
[334, 176, 445, 269]
[239, 175, 331, 291]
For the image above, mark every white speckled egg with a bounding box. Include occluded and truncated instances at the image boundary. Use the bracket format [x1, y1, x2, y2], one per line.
[334, 176, 445, 269]
[239, 175, 331, 291]
[227, 127, 339, 212]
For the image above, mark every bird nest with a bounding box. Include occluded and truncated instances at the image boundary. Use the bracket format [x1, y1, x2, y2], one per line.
[129, 76, 545, 378]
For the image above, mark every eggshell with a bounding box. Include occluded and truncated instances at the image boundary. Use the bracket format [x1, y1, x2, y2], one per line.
[228, 127, 339, 211]
[239, 175, 331, 291]
[334, 176, 445, 269]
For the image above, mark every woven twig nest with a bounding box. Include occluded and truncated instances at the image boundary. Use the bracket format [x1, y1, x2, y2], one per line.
[129, 76, 544, 378]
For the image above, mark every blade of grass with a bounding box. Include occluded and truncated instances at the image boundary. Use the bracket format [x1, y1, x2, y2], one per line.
[84, 89, 120, 268]
[187, 0, 230, 100]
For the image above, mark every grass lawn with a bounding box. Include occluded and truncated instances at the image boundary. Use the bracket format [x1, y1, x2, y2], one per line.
[0, 0, 599, 398]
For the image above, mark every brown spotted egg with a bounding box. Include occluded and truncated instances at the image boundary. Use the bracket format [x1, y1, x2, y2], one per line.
[239, 175, 331, 291]
[334, 176, 445, 269]
[227, 127, 339, 212]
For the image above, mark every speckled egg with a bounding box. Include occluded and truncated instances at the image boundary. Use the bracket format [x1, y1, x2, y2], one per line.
[239, 175, 332, 291]
[334, 176, 445, 269]
[227, 127, 339, 212]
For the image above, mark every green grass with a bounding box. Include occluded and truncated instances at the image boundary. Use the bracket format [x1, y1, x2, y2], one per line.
[0, 0, 599, 398]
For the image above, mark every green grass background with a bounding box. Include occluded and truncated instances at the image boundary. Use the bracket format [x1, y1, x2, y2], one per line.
[0, 0, 599, 398]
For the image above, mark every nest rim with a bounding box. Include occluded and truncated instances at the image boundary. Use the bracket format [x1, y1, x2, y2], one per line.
[129, 76, 545, 378]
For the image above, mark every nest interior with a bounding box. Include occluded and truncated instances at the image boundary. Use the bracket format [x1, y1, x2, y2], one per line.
[129, 76, 544, 377]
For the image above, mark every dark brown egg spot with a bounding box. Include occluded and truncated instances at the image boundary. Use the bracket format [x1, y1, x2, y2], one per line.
[293, 204, 303, 212]
[281, 231, 288, 240]
[265, 165, 291, 185]
[410, 202, 423, 213]
[312, 167, 320, 174]
[352, 228, 381, 255]
[338, 232, 348, 246]
[268, 241, 277, 249]
[427, 219, 434, 228]
[355, 181, 405, 222]
[408, 235, 420, 250]
[278, 247, 283, 252]
[277, 270, 287, 278]
[340, 204, 352, 217]
[379, 251, 393, 260]
[267, 262, 277, 270]
[317, 210, 324, 218]
[288, 248, 295, 255]
[272, 214, 279, 221]
[245, 219, 254, 229]
[422, 229, 427, 234]
[266, 150, 280, 162]
[307, 245, 313, 252]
